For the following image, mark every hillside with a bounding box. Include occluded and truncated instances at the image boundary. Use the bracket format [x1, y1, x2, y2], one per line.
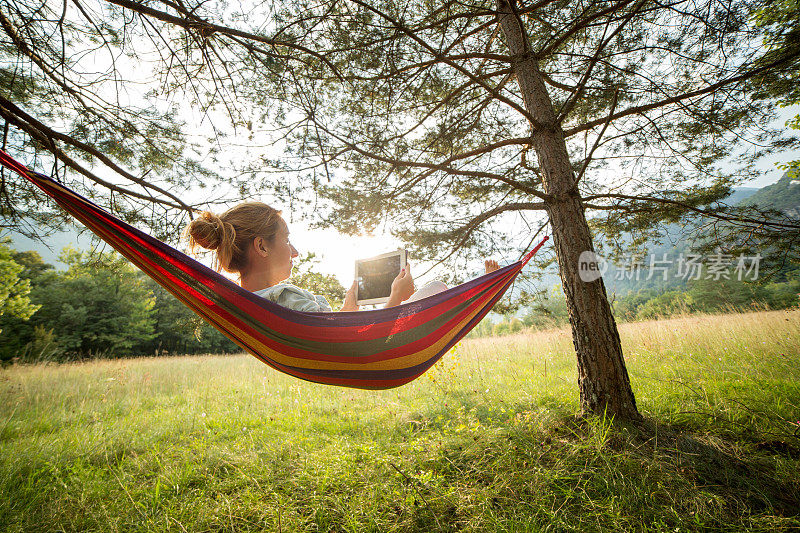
[599, 185, 764, 295]
[740, 172, 800, 218]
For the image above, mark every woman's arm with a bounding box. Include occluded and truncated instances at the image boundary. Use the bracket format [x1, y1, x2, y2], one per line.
[385, 264, 415, 308]
[339, 281, 359, 312]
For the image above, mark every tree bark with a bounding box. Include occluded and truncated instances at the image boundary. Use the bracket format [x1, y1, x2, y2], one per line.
[497, 0, 640, 419]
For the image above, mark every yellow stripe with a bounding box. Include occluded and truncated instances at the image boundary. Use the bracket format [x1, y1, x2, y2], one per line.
[199, 283, 505, 371]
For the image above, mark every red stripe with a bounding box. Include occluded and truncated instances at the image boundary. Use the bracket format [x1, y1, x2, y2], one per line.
[249, 276, 510, 364]
[261, 269, 522, 388]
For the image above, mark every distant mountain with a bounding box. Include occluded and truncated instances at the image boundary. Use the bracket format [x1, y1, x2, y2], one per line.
[596, 185, 760, 292]
[594, 177, 800, 296]
[726, 187, 761, 205]
[2, 222, 95, 269]
[739, 172, 800, 218]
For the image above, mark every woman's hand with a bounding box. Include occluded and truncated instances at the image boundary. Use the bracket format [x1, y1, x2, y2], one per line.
[340, 281, 360, 312]
[386, 264, 415, 307]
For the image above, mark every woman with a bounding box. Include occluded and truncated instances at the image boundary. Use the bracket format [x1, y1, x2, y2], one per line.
[186, 202, 499, 312]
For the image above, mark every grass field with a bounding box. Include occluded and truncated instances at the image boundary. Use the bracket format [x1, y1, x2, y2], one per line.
[1, 309, 799, 532]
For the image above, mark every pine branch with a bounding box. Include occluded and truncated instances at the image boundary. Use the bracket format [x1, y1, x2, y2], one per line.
[555, 0, 648, 123]
[0, 96, 193, 211]
[309, 117, 547, 199]
[563, 47, 800, 137]
[537, 0, 637, 58]
[105, 0, 346, 81]
[583, 192, 800, 230]
[417, 201, 547, 274]
[346, 0, 541, 127]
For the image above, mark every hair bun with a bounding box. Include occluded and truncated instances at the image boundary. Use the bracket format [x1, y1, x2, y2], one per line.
[187, 211, 231, 251]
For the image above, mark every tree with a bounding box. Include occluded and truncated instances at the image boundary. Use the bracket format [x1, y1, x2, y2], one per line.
[689, 0, 800, 270]
[0, 0, 228, 240]
[3, 0, 800, 418]
[0, 247, 53, 360]
[142, 275, 239, 355]
[0, 238, 38, 333]
[241, 0, 799, 418]
[28, 247, 156, 356]
[1, 244, 238, 360]
[289, 253, 347, 309]
[11, 249, 55, 280]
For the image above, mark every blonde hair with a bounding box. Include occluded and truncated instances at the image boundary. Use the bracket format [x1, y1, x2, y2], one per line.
[185, 202, 282, 273]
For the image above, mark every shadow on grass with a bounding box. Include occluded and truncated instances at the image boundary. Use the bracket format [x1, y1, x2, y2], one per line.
[626, 418, 800, 518]
[406, 411, 800, 531]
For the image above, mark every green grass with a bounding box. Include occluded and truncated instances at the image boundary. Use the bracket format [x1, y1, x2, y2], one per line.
[1, 309, 799, 532]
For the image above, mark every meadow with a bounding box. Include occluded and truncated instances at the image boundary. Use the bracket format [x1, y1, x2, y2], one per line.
[1, 309, 799, 532]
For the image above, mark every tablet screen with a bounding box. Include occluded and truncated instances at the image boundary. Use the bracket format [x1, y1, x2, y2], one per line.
[355, 250, 407, 304]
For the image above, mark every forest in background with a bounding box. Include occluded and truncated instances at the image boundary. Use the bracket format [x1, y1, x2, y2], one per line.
[0, 242, 345, 362]
[474, 273, 800, 337]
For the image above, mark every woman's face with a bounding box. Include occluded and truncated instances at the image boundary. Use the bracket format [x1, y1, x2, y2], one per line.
[264, 217, 298, 283]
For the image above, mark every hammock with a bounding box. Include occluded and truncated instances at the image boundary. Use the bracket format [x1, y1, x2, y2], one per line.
[0, 151, 548, 389]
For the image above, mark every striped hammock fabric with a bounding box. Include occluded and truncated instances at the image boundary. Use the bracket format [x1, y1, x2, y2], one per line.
[0, 151, 548, 389]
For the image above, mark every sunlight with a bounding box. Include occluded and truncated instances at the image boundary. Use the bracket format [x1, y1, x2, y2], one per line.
[289, 225, 403, 286]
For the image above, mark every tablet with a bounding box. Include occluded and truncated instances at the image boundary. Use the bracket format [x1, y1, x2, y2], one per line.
[355, 249, 408, 305]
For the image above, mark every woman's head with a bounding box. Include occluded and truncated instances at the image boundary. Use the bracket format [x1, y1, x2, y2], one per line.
[186, 202, 296, 280]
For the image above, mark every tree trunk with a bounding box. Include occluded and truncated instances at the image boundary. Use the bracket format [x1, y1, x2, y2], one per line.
[497, 0, 640, 419]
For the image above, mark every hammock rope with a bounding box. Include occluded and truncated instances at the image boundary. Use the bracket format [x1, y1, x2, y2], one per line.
[0, 150, 548, 389]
